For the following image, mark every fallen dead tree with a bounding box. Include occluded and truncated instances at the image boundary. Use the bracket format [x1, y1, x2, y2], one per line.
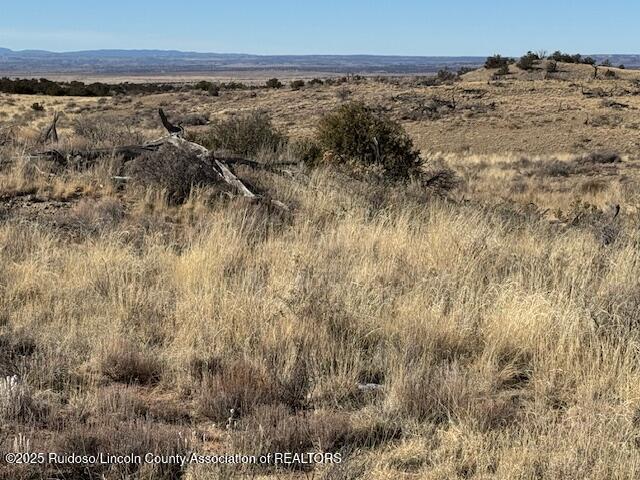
[30, 109, 294, 208]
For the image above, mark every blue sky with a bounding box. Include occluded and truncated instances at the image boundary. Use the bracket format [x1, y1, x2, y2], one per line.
[1, 0, 638, 55]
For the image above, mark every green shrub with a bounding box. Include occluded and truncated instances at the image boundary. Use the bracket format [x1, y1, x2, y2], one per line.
[316, 102, 421, 178]
[195, 80, 220, 96]
[266, 78, 283, 89]
[290, 79, 305, 90]
[198, 111, 286, 157]
[220, 81, 248, 90]
[485, 54, 512, 69]
[516, 51, 539, 70]
[548, 51, 599, 66]
[546, 61, 558, 73]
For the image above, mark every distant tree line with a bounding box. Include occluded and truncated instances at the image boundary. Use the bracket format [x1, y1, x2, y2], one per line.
[484, 51, 605, 74]
[0, 77, 265, 97]
[0, 78, 185, 96]
[0, 77, 335, 97]
[547, 51, 596, 65]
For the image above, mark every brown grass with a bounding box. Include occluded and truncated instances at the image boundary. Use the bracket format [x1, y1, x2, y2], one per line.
[2, 69, 640, 478]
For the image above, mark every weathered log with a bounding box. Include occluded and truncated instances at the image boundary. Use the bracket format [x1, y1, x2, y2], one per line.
[29, 109, 291, 207]
[33, 144, 161, 164]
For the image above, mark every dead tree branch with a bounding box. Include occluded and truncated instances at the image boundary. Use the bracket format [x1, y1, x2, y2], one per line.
[40, 111, 60, 143]
[30, 109, 293, 208]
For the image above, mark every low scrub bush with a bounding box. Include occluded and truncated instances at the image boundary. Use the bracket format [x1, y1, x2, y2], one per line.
[517, 51, 540, 70]
[485, 54, 512, 69]
[290, 79, 305, 90]
[73, 114, 145, 147]
[179, 112, 210, 126]
[194, 80, 220, 96]
[266, 78, 283, 89]
[197, 111, 286, 157]
[316, 102, 421, 178]
[548, 51, 600, 66]
[127, 144, 223, 203]
[196, 358, 280, 421]
[99, 340, 164, 385]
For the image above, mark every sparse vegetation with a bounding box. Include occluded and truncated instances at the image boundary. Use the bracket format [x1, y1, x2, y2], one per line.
[2, 62, 640, 479]
[196, 110, 286, 156]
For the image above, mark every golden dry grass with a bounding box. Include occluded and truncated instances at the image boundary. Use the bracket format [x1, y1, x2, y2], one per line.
[2, 67, 640, 478]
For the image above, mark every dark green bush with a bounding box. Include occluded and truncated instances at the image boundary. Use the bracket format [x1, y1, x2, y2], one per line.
[266, 78, 283, 89]
[220, 81, 249, 90]
[516, 51, 539, 70]
[198, 111, 286, 157]
[485, 55, 512, 69]
[548, 51, 600, 66]
[316, 102, 421, 178]
[195, 80, 220, 96]
[290, 79, 305, 90]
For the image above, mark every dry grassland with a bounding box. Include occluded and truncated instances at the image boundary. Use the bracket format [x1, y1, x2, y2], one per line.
[1, 62, 640, 479]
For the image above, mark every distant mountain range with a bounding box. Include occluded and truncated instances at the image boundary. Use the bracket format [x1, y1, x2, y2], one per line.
[0, 48, 638, 76]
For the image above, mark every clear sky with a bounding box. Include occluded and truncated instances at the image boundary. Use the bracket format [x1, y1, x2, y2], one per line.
[1, 0, 638, 56]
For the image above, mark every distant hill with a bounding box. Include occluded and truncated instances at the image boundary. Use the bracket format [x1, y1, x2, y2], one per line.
[1, 48, 637, 77]
[463, 59, 640, 83]
[0, 48, 485, 75]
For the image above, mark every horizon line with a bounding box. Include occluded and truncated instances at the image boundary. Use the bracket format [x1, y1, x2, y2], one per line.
[2, 47, 640, 57]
